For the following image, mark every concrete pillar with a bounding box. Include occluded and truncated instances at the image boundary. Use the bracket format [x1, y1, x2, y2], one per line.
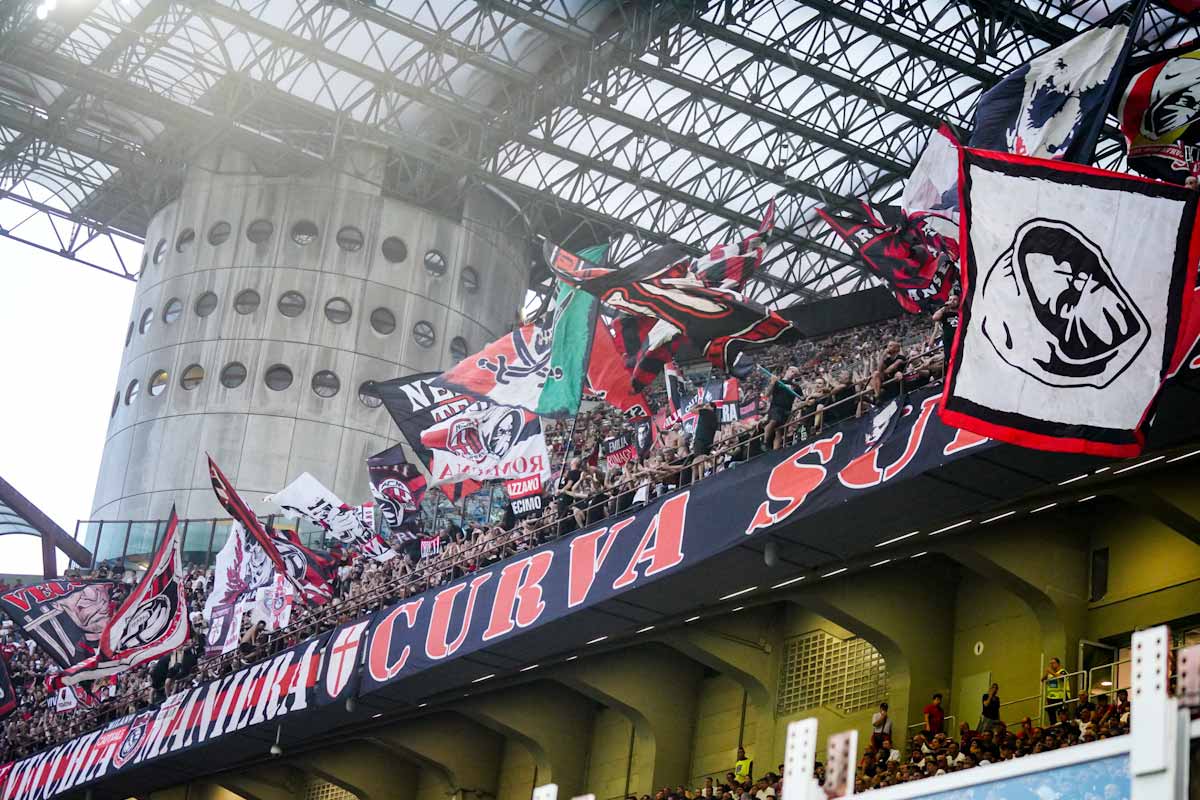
[940, 519, 1089, 672]
[786, 558, 958, 735]
[214, 764, 306, 800]
[373, 712, 505, 798]
[456, 681, 596, 800]
[301, 739, 418, 800]
[659, 607, 779, 770]
[556, 644, 704, 793]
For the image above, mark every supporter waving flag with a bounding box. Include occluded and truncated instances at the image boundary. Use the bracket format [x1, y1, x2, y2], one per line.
[941, 147, 1200, 456]
[544, 240, 793, 377]
[53, 507, 189, 687]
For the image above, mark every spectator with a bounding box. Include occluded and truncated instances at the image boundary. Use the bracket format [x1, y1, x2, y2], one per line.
[762, 367, 800, 450]
[733, 746, 753, 784]
[979, 683, 1000, 732]
[1042, 657, 1069, 723]
[870, 701, 892, 748]
[922, 692, 945, 736]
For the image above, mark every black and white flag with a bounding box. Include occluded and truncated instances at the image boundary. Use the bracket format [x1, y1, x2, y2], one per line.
[941, 147, 1200, 456]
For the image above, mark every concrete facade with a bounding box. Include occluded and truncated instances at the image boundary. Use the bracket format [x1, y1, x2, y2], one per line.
[90, 150, 527, 558]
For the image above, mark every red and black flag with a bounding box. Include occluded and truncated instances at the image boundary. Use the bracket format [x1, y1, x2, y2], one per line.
[0, 580, 115, 668]
[818, 200, 958, 314]
[267, 525, 337, 605]
[0, 651, 16, 721]
[366, 373, 482, 502]
[367, 443, 428, 536]
[612, 315, 682, 394]
[693, 199, 776, 290]
[585, 319, 654, 418]
[545, 241, 793, 377]
[1117, 40, 1200, 185]
[55, 507, 189, 687]
[208, 455, 291, 578]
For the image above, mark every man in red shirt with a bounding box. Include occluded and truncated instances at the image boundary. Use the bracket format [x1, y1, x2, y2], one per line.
[922, 692, 946, 736]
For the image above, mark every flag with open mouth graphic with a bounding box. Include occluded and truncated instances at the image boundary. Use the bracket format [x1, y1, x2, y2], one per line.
[941, 147, 1200, 456]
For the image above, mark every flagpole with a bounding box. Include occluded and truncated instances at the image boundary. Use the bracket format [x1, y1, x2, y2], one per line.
[557, 414, 581, 485]
[758, 364, 803, 400]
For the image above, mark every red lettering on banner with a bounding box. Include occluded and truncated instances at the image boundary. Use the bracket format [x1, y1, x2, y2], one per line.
[367, 599, 424, 683]
[612, 493, 690, 590]
[745, 434, 842, 536]
[838, 397, 940, 490]
[567, 519, 634, 607]
[482, 551, 555, 641]
[943, 427, 989, 455]
[425, 574, 493, 660]
[553, 249, 580, 272]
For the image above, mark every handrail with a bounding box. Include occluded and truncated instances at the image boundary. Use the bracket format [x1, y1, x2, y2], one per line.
[905, 715, 956, 735]
[8, 349, 946, 759]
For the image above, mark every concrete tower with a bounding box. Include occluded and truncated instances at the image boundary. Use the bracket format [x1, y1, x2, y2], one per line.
[89, 148, 528, 561]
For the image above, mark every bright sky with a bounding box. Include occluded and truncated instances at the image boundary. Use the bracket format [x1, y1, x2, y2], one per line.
[0, 238, 134, 575]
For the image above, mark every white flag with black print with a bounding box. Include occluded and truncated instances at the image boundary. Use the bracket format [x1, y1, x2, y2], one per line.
[941, 147, 1200, 456]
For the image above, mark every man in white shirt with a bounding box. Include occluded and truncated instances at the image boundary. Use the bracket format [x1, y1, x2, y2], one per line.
[871, 701, 893, 747]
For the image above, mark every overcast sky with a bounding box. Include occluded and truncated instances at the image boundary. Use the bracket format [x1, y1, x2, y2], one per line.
[0, 238, 134, 575]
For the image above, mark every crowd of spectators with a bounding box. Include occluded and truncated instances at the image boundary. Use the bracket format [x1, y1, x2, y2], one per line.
[0, 307, 950, 767]
[619, 684, 1131, 800]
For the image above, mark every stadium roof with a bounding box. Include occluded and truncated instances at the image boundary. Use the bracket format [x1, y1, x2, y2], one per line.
[0, 474, 92, 576]
[0, 0, 1197, 303]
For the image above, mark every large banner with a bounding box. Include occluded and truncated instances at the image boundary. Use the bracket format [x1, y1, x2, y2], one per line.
[0, 634, 330, 800]
[0, 580, 115, 668]
[361, 386, 990, 693]
[0, 387, 995, 799]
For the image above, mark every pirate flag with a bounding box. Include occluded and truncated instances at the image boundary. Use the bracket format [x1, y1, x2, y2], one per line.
[0, 580, 115, 668]
[941, 147, 1200, 456]
[54, 507, 189, 687]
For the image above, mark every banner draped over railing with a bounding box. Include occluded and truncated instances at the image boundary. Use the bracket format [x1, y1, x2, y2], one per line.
[0, 386, 991, 800]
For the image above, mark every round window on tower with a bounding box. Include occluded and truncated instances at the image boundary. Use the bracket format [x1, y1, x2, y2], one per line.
[138, 308, 154, 335]
[124, 379, 140, 405]
[413, 320, 436, 348]
[194, 291, 219, 318]
[460, 266, 480, 294]
[450, 336, 469, 361]
[324, 297, 352, 324]
[152, 238, 167, 265]
[234, 289, 261, 315]
[264, 364, 294, 391]
[148, 369, 169, 397]
[359, 382, 382, 409]
[220, 362, 247, 389]
[336, 226, 364, 252]
[291, 220, 319, 246]
[246, 219, 274, 245]
[277, 290, 306, 318]
[370, 307, 396, 335]
[381, 236, 408, 263]
[208, 221, 232, 246]
[423, 249, 447, 277]
[162, 297, 182, 325]
[175, 228, 195, 253]
[311, 370, 341, 398]
[180, 364, 205, 391]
